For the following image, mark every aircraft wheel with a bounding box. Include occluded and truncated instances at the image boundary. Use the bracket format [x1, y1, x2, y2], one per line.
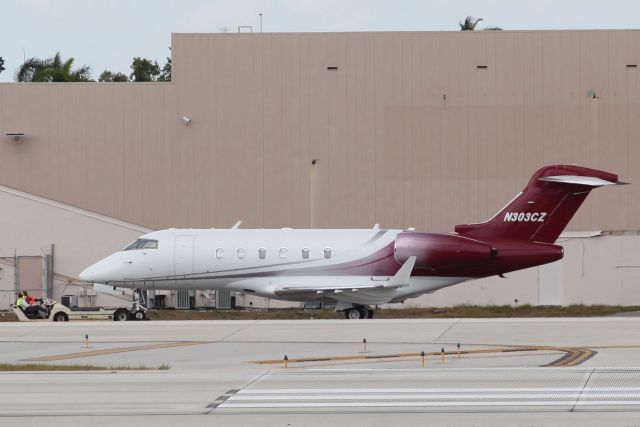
[345, 308, 362, 319]
[367, 309, 374, 319]
[358, 307, 370, 319]
[134, 311, 146, 321]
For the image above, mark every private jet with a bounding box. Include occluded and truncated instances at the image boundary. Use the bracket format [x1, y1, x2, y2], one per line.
[80, 165, 623, 319]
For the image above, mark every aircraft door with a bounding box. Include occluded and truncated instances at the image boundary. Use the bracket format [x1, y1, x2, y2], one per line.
[174, 235, 195, 288]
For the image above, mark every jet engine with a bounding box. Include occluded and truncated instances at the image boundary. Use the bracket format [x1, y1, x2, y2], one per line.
[394, 232, 493, 270]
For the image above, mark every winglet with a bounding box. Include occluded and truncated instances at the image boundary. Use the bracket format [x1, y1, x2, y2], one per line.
[388, 256, 416, 287]
[231, 221, 242, 229]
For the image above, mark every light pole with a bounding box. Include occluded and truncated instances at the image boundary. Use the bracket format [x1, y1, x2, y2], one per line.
[259, 12, 263, 32]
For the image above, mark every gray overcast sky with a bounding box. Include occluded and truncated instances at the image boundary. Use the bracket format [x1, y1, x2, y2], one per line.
[1, 0, 639, 82]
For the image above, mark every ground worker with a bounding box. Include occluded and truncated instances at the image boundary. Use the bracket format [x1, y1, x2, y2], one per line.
[21, 291, 44, 318]
[15, 292, 27, 311]
[23, 291, 38, 305]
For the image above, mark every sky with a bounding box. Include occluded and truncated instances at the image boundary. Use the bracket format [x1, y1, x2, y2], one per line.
[1, 0, 639, 82]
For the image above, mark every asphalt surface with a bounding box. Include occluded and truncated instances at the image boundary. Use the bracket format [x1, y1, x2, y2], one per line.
[2, 318, 640, 426]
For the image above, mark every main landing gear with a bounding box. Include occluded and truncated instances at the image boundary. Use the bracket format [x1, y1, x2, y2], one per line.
[343, 305, 374, 320]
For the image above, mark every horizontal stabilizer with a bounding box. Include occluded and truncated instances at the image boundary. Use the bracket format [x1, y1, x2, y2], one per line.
[538, 175, 618, 187]
[455, 165, 623, 243]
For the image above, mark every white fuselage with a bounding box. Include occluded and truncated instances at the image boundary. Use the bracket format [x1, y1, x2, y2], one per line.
[80, 228, 470, 306]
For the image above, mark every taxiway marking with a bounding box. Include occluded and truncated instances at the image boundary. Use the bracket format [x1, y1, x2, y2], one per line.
[250, 345, 595, 367]
[23, 341, 208, 361]
[217, 386, 640, 410]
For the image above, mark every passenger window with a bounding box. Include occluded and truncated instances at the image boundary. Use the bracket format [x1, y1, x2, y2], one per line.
[258, 248, 266, 259]
[215, 248, 224, 259]
[279, 247, 288, 259]
[324, 247, 332, 259]
[237, 248, 246, 259]
[302, 248, 310, 259]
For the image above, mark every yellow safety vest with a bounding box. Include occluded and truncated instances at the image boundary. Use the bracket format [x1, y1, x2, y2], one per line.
[16, 296, 27, 310]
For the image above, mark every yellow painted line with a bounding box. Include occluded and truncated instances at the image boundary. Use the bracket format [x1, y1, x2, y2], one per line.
[250, 345, 595, 368]
[24, 341, 208, 362]
[537, 345, 596, 367]
[590, 344, 640, 349]
[551, 348, 597, 367]
[250, 347, 540, 365]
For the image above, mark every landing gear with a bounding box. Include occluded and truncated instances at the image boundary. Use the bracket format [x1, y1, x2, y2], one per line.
[343, 305, 374, 320]
[345, 308, 362, 319]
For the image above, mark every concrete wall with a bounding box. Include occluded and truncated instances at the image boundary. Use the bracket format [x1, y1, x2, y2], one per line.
[2, 30, 640, 307]
[0, 185, 151, 308]
[0, 30, 638, 234]
[398, 233, 640, 307]
[0, 182, 638, 308]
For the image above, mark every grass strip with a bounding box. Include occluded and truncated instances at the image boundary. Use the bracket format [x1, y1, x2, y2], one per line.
[146, 304, 640, 320]
[2, 304, 639, 322]
[0, 363, 170, 371]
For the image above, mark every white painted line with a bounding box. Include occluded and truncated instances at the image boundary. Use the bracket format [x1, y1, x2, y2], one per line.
[219, 400, 640, 409]
[229, 393, 640, 401]
[237, 387, 640, 394]
[306, 367, 640, 372]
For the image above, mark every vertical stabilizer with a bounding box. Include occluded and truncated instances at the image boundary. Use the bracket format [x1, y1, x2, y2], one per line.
[454, 165, 620, 243]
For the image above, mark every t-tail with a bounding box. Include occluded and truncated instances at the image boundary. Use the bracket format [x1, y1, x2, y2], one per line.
[455, 165, 623, 244]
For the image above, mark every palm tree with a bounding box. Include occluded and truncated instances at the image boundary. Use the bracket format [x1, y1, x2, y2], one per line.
[459, 16, 483, 31]
[459, 16, 502, 31]
[15, 52, 92, 82]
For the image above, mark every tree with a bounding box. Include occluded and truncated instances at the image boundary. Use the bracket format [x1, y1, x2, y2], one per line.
[158, 47, 172, 82]
[130, 57, 160, 82]
[158, 56, 171, 82]
[459, 16, 502, 31]
[0, 57, 5, 75]
[459, 16, 483, 31]
[98, 70, 129, 82]
[15, 52, 92, 82]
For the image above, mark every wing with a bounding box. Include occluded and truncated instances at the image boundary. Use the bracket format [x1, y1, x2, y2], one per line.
[273, 256, 416, 296]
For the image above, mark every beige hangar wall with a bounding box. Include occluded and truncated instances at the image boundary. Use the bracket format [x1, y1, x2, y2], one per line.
[2, 29, 640, 307]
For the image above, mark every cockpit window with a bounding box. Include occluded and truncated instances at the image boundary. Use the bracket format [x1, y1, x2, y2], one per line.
[123, 240, 141, 250]
[123, 239, 158, 251]
[140, 239, 158, 249]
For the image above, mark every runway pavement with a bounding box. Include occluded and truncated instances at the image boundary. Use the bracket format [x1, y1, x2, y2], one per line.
[215, 368, 640, 413]
[2, 317, 640, 426]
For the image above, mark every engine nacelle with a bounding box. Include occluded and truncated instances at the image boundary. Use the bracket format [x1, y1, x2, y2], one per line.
[394, 232, 493, 270]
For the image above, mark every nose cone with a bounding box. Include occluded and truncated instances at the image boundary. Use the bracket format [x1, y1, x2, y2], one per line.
[79, 265, 97, 282]
[79, 255, 121, 283]
[79, 263, 106, 282]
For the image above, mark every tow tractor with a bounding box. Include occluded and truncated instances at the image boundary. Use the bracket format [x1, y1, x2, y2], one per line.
[11, 298, 147, 322]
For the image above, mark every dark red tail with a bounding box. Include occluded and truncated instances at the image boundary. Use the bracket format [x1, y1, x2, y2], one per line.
[455, 165, 620, 244]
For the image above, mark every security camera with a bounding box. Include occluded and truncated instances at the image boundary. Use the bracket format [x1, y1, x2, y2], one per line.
[182, 116, 192, 125]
